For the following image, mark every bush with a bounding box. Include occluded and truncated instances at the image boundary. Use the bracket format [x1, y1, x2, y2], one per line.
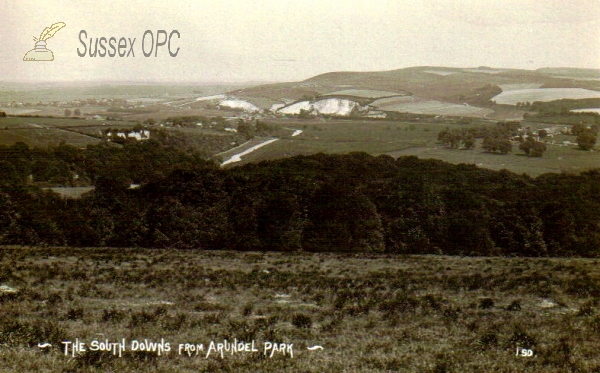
[65, 307, 84, 320]
[292, 313, 312, 329]
[505, 326, 536, 349]
[478, 331, 498, 350]
[479, 298, 495, 309]
[506, 300, 521, 311]
[577, 129, 597, 150]
[578, 300, 596, 316]
[101, 307, 126, 323]
[242, 302, 253, 317]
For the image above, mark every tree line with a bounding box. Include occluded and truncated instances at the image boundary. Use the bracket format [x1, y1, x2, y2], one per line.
[437, 121, 548, 156]
[1, 143, 600, 257]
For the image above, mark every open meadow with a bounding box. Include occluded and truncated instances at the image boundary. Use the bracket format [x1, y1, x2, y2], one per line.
[0, 117, 142, 148]
[1, 247, 600, 372]
[226, 118, 600, 176]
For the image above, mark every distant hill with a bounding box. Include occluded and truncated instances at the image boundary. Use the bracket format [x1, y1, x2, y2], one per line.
[231, 66, 600, 118]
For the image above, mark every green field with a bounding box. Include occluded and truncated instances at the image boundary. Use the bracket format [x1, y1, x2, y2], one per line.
[237, 119, 441, 162]
[2, 114, 599, 177]
[224, 118, 599, 177]
[492, 89, 600, 105]
[1, 247, 599, 372]
[0, 117, 140, 147]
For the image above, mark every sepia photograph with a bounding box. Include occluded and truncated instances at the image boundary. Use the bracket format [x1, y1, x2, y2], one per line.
[1, 1, 600, 371]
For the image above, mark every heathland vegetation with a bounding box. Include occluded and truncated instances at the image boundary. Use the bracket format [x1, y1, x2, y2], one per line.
[1, 248, 600, 372]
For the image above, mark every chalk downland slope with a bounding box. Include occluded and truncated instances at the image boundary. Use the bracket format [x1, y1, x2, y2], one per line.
[372, 96, 494, 117]
[277, 98, 361, 116]
[218, 99, 261, 113]
[230, 66, 600, 117]
[492, 88, 600, 105]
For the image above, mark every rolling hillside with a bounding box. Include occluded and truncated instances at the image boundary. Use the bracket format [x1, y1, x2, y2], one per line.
[231, 66, 600, 118]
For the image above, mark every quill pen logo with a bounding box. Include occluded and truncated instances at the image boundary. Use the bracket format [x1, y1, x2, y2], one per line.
[23, 22, 66, 61]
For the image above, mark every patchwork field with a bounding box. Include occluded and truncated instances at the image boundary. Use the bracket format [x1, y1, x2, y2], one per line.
[1, 247, 599, 372]
[0, 117, 142, 147]
[371, 97, 493, 117]
[217, 118, 600, 177]
[498, 84, 543, 92]
[323, 89, 405, 99]
[387, 139, 600, 177]
[0, 126, 101, 148]
[233, 119, 441, 163]
[492, 88, 600, 105]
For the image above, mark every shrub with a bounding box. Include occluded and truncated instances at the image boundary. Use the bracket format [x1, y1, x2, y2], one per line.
[479, 298, 494, 309]
[478, 331, 498, 350]
[506, 325, 536, 349]
[161, 313, 187, 331]
[128, 310, 158, 328]
[421, 294, 444, 311]
[65, 307, 84, 320]
[292, 313, 312, 329]
[577, 300, 596, 316]
[242, 302, 253, 317]
[506, 300, 521, 311]
[101, 307, 126, 323]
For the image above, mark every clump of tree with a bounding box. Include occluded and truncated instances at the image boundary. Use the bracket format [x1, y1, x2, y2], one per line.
[236, 120, 280, 140]
[577, 128, 598, 151]
[482, 135, 512, 154]
[480, 121, 520, 154]
[530, 98, 600, 115]
[298, 108, 312, 119]
[455, 84, 502, 106]
[519, 137, 547, 157]
[572, 123, 599, 150]
[437, 128, 475, 149]
[237, 120, 255, 139]
[165, 115, 214, 127]
[572, 123, 599, 136]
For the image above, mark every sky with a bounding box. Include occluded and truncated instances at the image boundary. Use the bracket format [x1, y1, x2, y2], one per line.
[1, 0, 599, 83]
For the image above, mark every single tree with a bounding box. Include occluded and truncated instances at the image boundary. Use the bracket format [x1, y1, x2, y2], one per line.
[64, 109, 72, 117]
[577, 130, 597, 150]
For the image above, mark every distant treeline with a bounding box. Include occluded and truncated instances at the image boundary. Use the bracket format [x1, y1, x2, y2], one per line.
[1, 144, 600, 257]
[529, 98, 600, 115]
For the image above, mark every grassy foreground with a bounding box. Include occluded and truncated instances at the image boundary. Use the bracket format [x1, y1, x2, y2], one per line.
[1, 247, 600, 372]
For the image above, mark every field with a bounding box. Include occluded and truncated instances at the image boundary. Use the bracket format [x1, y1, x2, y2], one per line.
[388, 140, 600, 176]
[1, 247, 600, 372]
[371, 97, 493, 117]
[237, 119, 439, 163]
[492, 88, 600, 105]
[324, 89, 404, 99]
[216, 137, 280, 165]
[0, 117, 142, 148]
[498, 84, 543, 92]
[223, 118, 599, 176]
[0, 83, 249, 104]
